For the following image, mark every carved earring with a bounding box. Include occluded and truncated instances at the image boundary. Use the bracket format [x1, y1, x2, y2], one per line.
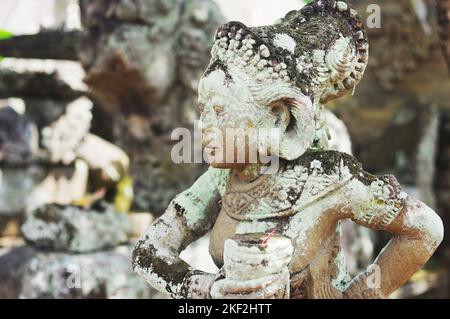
[278, 97, 316, 161]
[270, 100, 291, 131]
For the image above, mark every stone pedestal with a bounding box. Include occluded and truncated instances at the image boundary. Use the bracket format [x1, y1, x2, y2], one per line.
[0, 245, 160, 298]
[0, 202, 163, 299]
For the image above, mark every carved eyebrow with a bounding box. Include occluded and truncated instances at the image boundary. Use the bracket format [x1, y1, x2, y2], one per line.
[265, 97, 297, 110]
[269, 97, 294, 105]
[204, 59, 234, 85]
[280, 97, 298, 107]
[213, 105, 225, 114]
[205, 59, 229, 76]
[248, 81, 308, 107]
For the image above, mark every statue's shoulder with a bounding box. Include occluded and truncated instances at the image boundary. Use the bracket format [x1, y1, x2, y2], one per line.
[291, 150, 404, 191]
[290, 150, 362, 178]
[221, 151, 370, 221]
[284, 150, 362, 188]
[278, 150, 362, 212]
[207, 167, 232, 196]
[288, 150, 407, 226]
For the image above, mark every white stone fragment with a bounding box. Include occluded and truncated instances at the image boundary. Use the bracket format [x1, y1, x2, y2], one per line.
[257, 59, 268, 70]
[337, 1, 348, 12]
[273, 33, 296, 54]
[311, 159, 322, 169]
[260, 45, 270, 58]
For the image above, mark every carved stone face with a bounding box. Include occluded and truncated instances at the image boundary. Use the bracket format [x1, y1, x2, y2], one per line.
[198, 62, 316, 168]
[197, 0, 371, 168]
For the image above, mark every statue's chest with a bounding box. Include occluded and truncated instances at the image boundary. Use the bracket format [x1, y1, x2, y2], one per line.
[220, 167, 306, 221]
[209, 164, 346, 267]
[209, 204, 334, 270]
[220, 163, 342, 220]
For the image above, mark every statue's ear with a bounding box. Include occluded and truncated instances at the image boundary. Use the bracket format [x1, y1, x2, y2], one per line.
[278, 97, 315, 161]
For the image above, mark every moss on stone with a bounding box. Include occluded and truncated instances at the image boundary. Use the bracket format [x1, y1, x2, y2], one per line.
[295, 149, 379, 186]
[132, 239, 190, 295]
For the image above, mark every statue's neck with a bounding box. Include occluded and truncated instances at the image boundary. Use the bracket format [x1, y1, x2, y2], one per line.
[234, 160, 283, 182]
[234, 164, 262, 182]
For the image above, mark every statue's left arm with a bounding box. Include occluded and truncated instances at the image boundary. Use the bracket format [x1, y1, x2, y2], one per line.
[342, 172, 444, 298]
[132, 167, 229, 298]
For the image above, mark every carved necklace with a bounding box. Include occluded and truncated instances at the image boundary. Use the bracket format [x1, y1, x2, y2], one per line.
[222, 169, 273, 217]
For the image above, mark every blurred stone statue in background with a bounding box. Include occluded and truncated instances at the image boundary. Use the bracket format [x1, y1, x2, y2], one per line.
[78, 0, 226, 214]
[0, 77, 153, 298]
[133, 0, 443, 299]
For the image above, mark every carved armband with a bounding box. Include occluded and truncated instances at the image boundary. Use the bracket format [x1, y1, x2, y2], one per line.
[352, 174, 407, 228]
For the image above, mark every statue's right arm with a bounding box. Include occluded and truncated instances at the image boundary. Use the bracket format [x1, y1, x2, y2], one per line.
[132, 167, 230, 298]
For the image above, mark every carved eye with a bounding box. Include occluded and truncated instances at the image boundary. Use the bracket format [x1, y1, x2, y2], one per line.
[213, 105, 224, 115]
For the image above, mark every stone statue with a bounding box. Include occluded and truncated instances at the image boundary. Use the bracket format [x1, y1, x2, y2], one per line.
[133, 0, 443, 299]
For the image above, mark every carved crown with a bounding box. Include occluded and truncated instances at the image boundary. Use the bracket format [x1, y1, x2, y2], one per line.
[208, 0, 369, 104]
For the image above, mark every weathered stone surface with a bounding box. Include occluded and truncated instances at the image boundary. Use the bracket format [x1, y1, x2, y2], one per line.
[0, 69, 82, 101]
[22, 202, 130, 253]
[330, 1, 449, 278]
[0, 215, 22, 237]
[0, 106, 37, 165]
[0, 166, 46, 216]
[0, 245, 35, 299]
[25, 99, 69, 133]
[0, 245, 163, 299]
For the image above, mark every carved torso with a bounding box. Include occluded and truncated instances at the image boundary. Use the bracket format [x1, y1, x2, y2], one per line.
[208, 151, 405, 298]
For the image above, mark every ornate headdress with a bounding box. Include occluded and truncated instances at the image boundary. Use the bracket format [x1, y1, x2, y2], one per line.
[209, 0, 369, 104]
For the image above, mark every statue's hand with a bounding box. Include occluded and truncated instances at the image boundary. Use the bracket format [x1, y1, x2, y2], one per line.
[210, 272, 289, 299]
[182, 270, 217, 299]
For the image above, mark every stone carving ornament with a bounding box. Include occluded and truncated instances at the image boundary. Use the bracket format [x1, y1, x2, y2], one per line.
[133, 0, 443, 299]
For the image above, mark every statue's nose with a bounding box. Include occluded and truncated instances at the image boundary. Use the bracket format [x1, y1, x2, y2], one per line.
[198, 119, 212, 145]
[198, 112, 216, 133]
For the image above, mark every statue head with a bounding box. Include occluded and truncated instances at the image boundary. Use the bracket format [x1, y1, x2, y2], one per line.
[198, 0, 369, 168]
